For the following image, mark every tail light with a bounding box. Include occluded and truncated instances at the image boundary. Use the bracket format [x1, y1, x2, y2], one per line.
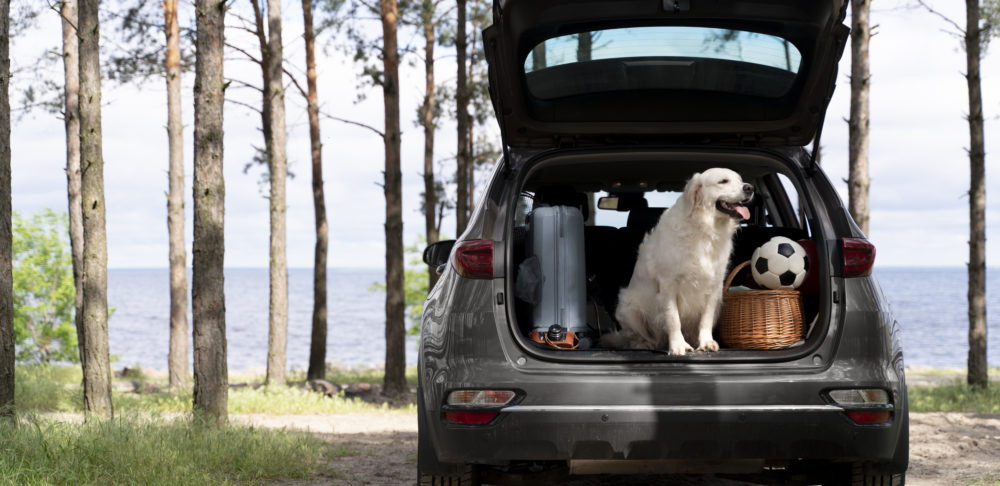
[827, 388, 892, 424]
[443, 389, 517, 425]
[841, 238, 875, 277]
[453, 240, 493, 279]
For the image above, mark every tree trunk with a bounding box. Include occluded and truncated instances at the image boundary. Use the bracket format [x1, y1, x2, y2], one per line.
[263, 0, 289, 388]
[848, 0, 871, 236]
[531, 44, 546, 71]
[381, 0, 406, 397]
[303, 0, 328, 382]
[964, 0, 987, 389]
[78, 0, 114, 420]
[61, 0, 86, 372]
[455, 0, 469, 236]
[192, 0, 227, 423]
[0, 0, 14, 417]
[577, 31, 591, 62]
[164, 0, 189, 390]
[421, 0, 439, 290]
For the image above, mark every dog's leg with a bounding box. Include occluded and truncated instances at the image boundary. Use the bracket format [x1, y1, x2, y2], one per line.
[695, 291, 721, 352]
[660, 285, 693, 356]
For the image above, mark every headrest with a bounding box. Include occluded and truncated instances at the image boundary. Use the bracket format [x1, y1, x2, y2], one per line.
[533, 186, 589, 221]
[626, 207, 666, 233]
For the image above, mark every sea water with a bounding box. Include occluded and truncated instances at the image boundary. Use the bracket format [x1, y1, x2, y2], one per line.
[106, 267, 998, 372]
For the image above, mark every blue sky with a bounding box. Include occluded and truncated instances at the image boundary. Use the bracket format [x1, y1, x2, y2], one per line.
[8, 0, 1000, 269]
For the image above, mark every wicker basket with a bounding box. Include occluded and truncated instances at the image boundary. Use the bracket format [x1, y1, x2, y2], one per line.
[719, 261, 804, 349]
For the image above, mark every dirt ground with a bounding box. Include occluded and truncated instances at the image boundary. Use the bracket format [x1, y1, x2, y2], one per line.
[253, 411, 1000, 486]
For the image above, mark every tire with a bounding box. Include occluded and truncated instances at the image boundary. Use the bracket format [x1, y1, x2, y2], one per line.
[418, 464, 480, 486]
[825, 463, 904, 486]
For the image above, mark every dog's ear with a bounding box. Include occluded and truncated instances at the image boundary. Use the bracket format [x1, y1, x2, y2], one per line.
[684, 172, 704, 208]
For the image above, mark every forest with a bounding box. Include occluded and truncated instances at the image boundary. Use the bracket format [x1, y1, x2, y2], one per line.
[0, 0, 997, 484]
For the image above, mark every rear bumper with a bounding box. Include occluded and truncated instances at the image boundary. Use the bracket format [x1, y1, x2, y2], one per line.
[431, 404, 902, 467]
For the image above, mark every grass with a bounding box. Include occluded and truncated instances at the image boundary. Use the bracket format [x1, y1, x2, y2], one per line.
[908, 383, 1000, 413]
[13, 364, 417, 416]
[969, 474, 1000, 486]
[0, 414, 350, 485]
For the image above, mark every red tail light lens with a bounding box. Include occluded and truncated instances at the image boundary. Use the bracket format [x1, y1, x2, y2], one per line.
[846, 411, 892, 424]
[453, 240, 493, 279]
[443, 411, 499, 424]
[841, 238, 875, 277]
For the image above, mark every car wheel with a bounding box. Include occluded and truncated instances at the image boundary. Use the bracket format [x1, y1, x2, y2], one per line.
[824, 463, 904, 486]
[418, 464, 480, 486]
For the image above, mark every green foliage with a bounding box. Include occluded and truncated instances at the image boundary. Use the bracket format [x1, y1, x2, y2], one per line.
[14, 365, 82, 413]
[908, 383, 1000, 413]
[113, 386, 416, 415]
[370, 236, 434, 334]
[12, 210, 78, 364]
[0, 415, 343, 485]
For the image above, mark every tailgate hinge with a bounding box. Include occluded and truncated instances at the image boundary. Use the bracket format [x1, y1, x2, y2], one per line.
[662, 0, 691, 13]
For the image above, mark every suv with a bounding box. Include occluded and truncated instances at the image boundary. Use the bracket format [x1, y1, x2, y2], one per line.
[419, 1, 907, 484]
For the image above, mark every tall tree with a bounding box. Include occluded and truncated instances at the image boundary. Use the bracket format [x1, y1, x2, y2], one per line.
[246, 0, 289, 387]
[78, 0, 114, 419]
[419, 0, 440, 290]
[192, 0, 228, 422]
[302, 0, 329, 381]
[848, 0, 871, 235]
[0, 0, 14, 418]
[917, 0, 994, 389]
[164, 0, 189, 390]
[454, 0, 469, 235]
[380, 0, 406, 397]
[60, 0, 86, 385]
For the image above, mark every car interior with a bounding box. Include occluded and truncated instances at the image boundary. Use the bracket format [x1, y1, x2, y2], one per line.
[509, 160, 820, 352]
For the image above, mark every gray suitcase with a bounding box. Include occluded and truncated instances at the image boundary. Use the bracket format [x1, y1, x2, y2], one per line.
[528, 205, 590, 348]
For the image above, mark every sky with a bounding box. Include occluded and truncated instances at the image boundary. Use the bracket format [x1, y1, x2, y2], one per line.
[8, 0, 1000, 269]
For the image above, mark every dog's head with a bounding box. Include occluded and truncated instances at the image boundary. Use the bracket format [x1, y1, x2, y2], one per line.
[684, 168, 754, 220]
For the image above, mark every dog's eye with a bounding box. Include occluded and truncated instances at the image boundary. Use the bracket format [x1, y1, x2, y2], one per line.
[718, 179, 729, 184]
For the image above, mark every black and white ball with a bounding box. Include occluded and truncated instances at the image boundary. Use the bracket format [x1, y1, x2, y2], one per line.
[750, 236, 809, 290]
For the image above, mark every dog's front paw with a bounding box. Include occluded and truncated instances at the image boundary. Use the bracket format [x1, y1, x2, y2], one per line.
[668, 341, 694, 356]
[697, 338, 720, 352]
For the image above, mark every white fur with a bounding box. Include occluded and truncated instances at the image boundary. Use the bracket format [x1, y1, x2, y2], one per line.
[608, 168, 750, 356]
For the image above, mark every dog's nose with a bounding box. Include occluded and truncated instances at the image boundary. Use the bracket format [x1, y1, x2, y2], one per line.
[743, 183, 754, 195]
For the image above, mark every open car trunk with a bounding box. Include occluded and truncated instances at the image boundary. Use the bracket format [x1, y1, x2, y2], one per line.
[503, 149, 832, 363]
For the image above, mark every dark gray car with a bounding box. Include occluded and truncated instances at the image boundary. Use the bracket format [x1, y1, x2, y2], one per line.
[419, 1, 907, 485]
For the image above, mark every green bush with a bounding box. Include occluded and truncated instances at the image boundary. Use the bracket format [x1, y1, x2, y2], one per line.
[12, 210, 78, 363]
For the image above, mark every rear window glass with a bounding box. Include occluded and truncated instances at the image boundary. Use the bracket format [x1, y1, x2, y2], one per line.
[524, 26, 802, 100]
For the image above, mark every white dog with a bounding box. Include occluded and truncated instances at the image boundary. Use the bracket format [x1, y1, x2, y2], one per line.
[607, 168, 753, 356]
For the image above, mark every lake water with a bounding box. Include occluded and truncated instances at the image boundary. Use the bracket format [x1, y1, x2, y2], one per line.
[107, 267, 998, 372]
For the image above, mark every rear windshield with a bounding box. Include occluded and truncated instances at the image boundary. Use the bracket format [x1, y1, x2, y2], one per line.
[524, 26, 802, 100]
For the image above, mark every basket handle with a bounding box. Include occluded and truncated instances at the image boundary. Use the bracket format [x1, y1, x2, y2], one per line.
[724, 261, 751, 291]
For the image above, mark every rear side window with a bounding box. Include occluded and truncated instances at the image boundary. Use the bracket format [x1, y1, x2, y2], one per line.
[524, 26, 802, 100]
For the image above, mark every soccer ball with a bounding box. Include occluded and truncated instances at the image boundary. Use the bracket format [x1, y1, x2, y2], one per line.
[750, 237, 809, 290]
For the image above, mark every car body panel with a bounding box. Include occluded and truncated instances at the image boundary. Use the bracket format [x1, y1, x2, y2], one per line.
[484, 0, 849, 148]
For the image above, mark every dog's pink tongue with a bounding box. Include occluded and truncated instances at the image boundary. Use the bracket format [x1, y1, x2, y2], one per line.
[736, 205, 750, 220]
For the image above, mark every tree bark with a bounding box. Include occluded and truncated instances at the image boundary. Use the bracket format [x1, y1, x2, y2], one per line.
[421, 0, 439, 290]
[192, 0, 227, 423]
[381, 0, 406, 397]
[263, 0, 289, 387]
[577, 31, 591, 62]
[531, 44, 546, 71]
[848, 0, 871, 236]
[78, 0, 114, 420]
[0, 0, 14, 417]
[303, 0, 328, 381]
[964, 0, 987, 389]
[455, 0, 469, 236]
[61, 0, 86, 372]
[164, 0, 189, 390]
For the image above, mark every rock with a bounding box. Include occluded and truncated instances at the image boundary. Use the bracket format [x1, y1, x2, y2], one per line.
[308, 379, 342, 397]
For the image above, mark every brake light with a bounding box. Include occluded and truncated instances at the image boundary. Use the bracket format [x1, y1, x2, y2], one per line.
[846, 411, 892, 424]
[453, 240, 493, 279]
[841, 238, 875, 277]
[444, 411, 499, 424]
